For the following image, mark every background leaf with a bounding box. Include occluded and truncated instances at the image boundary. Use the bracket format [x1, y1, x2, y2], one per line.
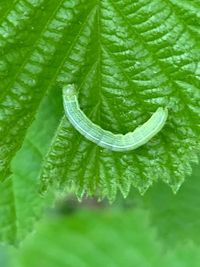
[14, 207, 200, 267]
[142, 160, 200, 246]
[15, 209, 165, 267]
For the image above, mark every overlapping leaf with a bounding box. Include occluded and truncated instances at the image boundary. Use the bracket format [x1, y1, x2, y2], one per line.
[0, 87, 61, 244]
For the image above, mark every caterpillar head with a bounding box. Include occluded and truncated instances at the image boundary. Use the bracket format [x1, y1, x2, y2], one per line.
[63, 84, 77, 100]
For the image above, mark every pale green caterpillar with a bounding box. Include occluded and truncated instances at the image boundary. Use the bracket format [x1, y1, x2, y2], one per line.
[62, 84, 168, 152]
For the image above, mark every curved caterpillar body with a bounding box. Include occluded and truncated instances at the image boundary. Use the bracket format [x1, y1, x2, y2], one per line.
[62, 84, 168, 152]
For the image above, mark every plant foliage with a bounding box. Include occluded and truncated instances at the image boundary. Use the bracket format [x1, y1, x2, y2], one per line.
[14, 208, 200, 267]
[0, 0, 200, 256]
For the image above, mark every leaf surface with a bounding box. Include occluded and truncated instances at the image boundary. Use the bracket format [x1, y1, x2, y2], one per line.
[0, 87, 61, 243]
[39, 0, 200, 200]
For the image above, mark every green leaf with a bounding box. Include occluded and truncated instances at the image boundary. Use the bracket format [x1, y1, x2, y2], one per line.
[0, 0, 89, 180]
[0, 244, 12, 267]
[142, 160, 200, 246]
[15, 208, 200, 267]
[1, 0, 200, 202]
[0, 87, 61, 244]
[39, 0, 200, 200]
[16, 209, 164, 267]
